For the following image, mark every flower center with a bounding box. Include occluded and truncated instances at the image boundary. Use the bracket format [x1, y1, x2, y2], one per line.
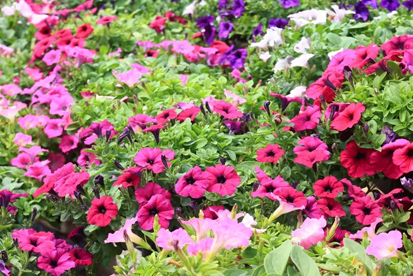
[217, 175, 226, 184]
[126, 178, 133, 183]
[186, 176, 195, 185]
[50, 260, 58, 268]
[266, 186, 275, 193]
[355, 152, 365, 160]
[149, 208, 159, 216]
[363, 207, 371, 215]
[408, 150, 413, 157]
[266, 151, 275, 157]
[98, 206, 106, 214]
[324, 185, 332, 192]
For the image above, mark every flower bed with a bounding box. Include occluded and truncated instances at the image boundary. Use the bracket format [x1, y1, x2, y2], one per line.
[2, 0, 413, 275]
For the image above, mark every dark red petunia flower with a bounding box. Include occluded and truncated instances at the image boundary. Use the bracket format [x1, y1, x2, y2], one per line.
[69, 248, 93, 266]
[87, 196, 118, 227]
[149, 16, 167, 33]
[113, 167, 143, 188]
[175, 166, 210, 198]
[155, 108, 177, 125]
[67, 226, 85, 240]
[330, 103, 365, 131]
[317, 198, 346, 218]
[37, 248, 76, 276]
[75, 24, 94, 39]
[213, 100, 243, 119]
[291, 106, 322, 132]
[205, 164, 241, 196]
[313, 176, 344, 199]
[381, 34, 413, 56]
[176, 107, 201, 122]
[349, 196, 382, 225]
[340, 141, 376, 178]
[393, 141, 413, 173]
[370, 139, 409, 179]
[136, 194, 174, 230]
[135, 182, 171, 204]
[273, 186, 307, 208]
[376, 188, 404, 208]
[165, 11, 187, 24]
[252, 168, 289, 198]
[256, 144, 285, 164]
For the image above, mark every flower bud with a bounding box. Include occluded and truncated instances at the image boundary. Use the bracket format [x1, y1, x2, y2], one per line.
[200, 103, 207, 116]
[219, 157, 226, 165]
[93, 187, 100, 199]
[205, 101, 212, 113]
[252, 181, 260, 192]
[264, 101, 271, 117]
[31, 207, 37, 222]
[76, 184, 85, 195]
[161, 155, 168, 169]
[291, 180, 299, 189]
[74, 191, 85, 206]
[94, 175, 104, 187]
[372, 190, 381, 201]
[1, 251, 7, 262]
[105, 130, 112, 142]
[176, 207, 183, 218]
[189, 201, 198, 210]
[113, 159, 125, 170]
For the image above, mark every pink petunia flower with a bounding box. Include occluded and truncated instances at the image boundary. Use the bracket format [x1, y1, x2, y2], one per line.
[128, 114, 156, 131]
[256, 144, 285, 164]
[37, 249, 76, 276]
[365, 230, 402, 259]
[59, 135, 79, 153]
[291, 105, 322, 132]
[156, 228, 194, 250]
[44, 119, 64, 138]
[77, 148, 101, 167]
[136, 194, 174, 230]
[291, 217, 327, 249]
[213, 100, 243, 119]
[13, 133, 33, 147]
[134, 147, 175, 174]
[105, 217, 142, 245]
[134, 182, 171, 204]
[24, 160, 51, 181]
[42, 49, 62, 66]
[112, 69, 143, 87]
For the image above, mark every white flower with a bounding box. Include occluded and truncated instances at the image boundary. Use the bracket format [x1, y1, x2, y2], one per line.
[294, 37, 311, 54]
[273, 56, 294, 73]
[288, 86, 307, 98]
[1, 5, 16, 16]
[328, 48, 343, 60]
[288, 9, 327, 28]
[291, 54, 314, 68]
[183, 1, 197, 16]
[326, 5, 354, 22]
[251, 27, 283, 50]
[259, 51, 272, 62]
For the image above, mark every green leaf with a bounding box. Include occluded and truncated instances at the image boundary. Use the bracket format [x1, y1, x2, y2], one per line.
[326, 33, 341, 46]
[343, 238, 375, 274]
[290, 245, 321, 276]
[224, 269, 248, 276]
[264, 240, 293, 275]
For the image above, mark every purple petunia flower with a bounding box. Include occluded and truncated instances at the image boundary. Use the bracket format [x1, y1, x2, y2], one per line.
[280, 0, 299, 8]
[362, 0, 378, 8]
[269, 18, 289, 29]
[354, 2, 369, 21]
[232, 0, 245, 17]
[252, 23, 263, 41]
[381, 0, 400, 11]
[219, 45, 234, 65]
[228, 49, 247, 69]
[218, 0, 229, 10]
[402, 0, 413, 10]
[218, 22, 234, 38]
[197, 16, 216, 45]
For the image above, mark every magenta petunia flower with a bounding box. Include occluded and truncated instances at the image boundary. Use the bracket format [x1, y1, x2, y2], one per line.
[136, 194, 174, 230]
[256, 144, 285, 164]
[349, 196, 382, 225]
[134, 147, 175, 173]
[175, 166, 210, 198]
[12, 229, 55, 254]
[212, 100, 243, 119]
[155, 108, 177, 125]
[59, 135, 79, 153]
[113, 167, 143, 189]
[393, 141, 413, 173]
[128, 114, 156, 131]
[291, 106, 322, 132]
[294, 150, 330, 168]
[42, 49, 62, 66]
[317, 198, 346, 218]
[44, 119, 64, 139]
[37, 249, 76, 276]
[97, 15, 118, 25]
[77, 148, 101, 168]
[252, 168, 289, 198]
[370, 139, 409, 179]
[134, 182, 171, 203]
[176, 106, 201, 122]
[205, 164, 241, 196]
[330, 103, 365, 131]
[340, 141, 376, 178]
[24, 160, 52, 181]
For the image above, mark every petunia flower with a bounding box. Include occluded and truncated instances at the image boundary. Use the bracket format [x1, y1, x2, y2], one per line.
[105, 217, 145, 246]
[176, 107, 201, 122]
[135, 182, 171, 204]
[252, 169, 290, 198]
[380, 0, 400, 11]
[113, 167, 143, 189]
[112, 69, 142, 87]
[213, 100, 243, 119]
[156, 228, 194, 250]
[87, 196, 118, 227]
[12, 229, 55, 254]
[205, 164, 241, 196]
[350, 196, 382, 225]
[155, 108, 177, 125]
[75, 24, 94, 39]
[218, 22, 233, 39]
[13, 133, 33, 147]
[97, 15, 118, 25]
[291, 217, 327, 249]
[304, 196, 324, 218]
[340, 141, 376, 178]
[365, 230, 402, 259]
[175, 166, 210, 198]
[256, 144, 285, 164]
[42, 49, 61, 66]
[317, 198, 346, 218]
[330, 103, 365, 131]
[291, 105, 322, 132]
[136, 194, 174, 230]
[371, 139, 409, 179]
[37, 249, 76, 276]
[69, 248, 93, 266]
[24, 160, 51, 181]
[128, 114, 156, 131]
[313, 176, 344, 198]
[349, 218, 383, 240]
[134, 147, 175, 174]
